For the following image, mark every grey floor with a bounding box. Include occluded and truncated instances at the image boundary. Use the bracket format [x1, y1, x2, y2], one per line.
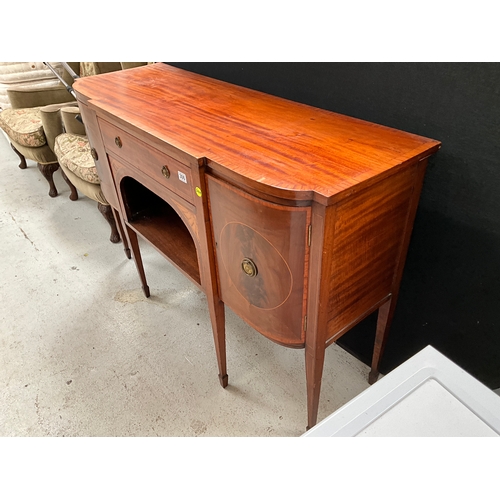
[0, 130, 371, 437]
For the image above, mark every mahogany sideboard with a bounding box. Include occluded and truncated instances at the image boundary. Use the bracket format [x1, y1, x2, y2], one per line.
[73, 63, 441, 430]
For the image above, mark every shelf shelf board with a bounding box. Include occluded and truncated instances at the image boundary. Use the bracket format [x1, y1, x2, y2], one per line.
[128, 207, 201, 286]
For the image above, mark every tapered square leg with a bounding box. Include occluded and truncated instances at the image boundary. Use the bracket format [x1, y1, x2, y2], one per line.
[125, 225, 150, 298]
[305, 337, 326, 430]
[207, 296, 228, 388]
[369, 298, 394, 384]
[113, 208, 131, 259]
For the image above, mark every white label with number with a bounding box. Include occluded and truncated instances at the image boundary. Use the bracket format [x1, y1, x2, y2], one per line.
[178, 171, 187, 183]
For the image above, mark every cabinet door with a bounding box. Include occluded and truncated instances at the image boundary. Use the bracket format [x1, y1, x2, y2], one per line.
[207, 176, 310, 347]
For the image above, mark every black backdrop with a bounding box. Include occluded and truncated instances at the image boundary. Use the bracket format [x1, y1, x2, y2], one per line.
[168, 63, 500, 389]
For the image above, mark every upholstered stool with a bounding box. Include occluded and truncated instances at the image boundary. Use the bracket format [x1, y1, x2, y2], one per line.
[53, 126, 121, 244]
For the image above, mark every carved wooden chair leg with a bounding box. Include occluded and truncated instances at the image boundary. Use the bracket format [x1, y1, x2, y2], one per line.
[37, 162, 59, 197]
[60, 169, 78, 201]
[11, 144, 27, 169]
[98, 202, 121, 244]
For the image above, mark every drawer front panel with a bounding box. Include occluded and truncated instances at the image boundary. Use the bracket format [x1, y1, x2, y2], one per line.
[208, 175, 310, 347]
[98, 118, 194, 204]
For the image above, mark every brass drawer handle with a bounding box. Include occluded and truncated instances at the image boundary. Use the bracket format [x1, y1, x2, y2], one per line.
[90, 148, 98, 161]
[115, 136, 122, 148]
[161, 165, 170, 179]
[241, 258, 258, 277]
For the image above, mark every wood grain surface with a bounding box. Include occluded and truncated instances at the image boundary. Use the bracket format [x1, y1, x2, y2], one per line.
[74, 63, 440, 205]
[74, 64, 441, 429]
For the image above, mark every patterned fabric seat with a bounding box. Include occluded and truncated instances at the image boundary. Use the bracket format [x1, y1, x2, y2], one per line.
[0, 106, 46, 147]
[1, 63, 147, 199]
[1, 63, 145, 243]
[54, 133, 100, 184]
[51, 106, 122, 244]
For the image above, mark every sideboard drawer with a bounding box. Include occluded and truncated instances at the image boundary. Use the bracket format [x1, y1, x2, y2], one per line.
[98, 118, 194, 204]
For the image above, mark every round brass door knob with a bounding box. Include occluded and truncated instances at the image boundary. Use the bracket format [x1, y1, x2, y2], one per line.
[115, 136, 122, 148]
[241, 258, 258, 277]
[161, 165, 170, 178]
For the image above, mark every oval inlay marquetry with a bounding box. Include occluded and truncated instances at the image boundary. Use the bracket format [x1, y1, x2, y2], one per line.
[219, 222, 292, 310]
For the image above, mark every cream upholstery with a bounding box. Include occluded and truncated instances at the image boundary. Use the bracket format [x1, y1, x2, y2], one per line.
[54, 133, 100, 184]
[58, 158, 108, 206]
[0, 63, 80, 196]
[0, 106, 46, 147]
[0, 63, 147, 240]
[49, 105, 121, 242]
[0, 62, 65, 111]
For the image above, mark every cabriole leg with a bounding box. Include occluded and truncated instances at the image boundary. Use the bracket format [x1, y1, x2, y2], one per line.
[98, 202, 120, 244]
[60, 169, 78, 201]
[11, 144, 27, 169]
[37, 162, 59, 198]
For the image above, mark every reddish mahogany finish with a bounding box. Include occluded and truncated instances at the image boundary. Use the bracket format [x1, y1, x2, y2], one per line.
[74, 63, 440, 430]
[208, 175, 310, 347]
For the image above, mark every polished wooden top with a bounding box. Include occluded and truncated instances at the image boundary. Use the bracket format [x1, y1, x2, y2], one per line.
[74, 63, 440, 205]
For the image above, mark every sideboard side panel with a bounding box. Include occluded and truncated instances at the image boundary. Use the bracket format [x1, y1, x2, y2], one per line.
[77, 101, 119, 209]
[326, 165, 418, 341]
